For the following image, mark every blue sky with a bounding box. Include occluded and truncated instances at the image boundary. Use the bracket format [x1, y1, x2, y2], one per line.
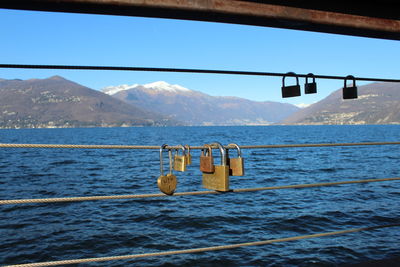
[1, 9, 399, 106]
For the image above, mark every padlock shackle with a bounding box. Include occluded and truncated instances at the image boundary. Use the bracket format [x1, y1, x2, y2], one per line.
[184, 144, 190, 154]
[175, 144, 186, 155]
[168, 149, 173, 174]
[305, 73, 315, 84]
[282, 72, 299, 87]
[344, 75, 356, 88]
[211, 142, 226, 166]
[228, 143, 242, 157]
[159, 144, 168, 176]
[201, 144, 213, 157]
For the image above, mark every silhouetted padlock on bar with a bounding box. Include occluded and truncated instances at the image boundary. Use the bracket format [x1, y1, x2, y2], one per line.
[343, 75, 358, 99]
[282, 72, 301, 98]
[304, 73, 317, 94]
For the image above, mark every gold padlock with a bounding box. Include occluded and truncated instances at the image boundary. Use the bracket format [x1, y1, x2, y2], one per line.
[184, 144, 192, 165]
[157, 144, 177, 195]
[202, 142, 229, 192]
[227, 143, 244, 176]
[173, 144, 187, 172]
[200, 144, 215, 173]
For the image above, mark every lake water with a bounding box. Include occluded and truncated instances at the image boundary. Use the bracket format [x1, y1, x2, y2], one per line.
[1, 125, 400, 266]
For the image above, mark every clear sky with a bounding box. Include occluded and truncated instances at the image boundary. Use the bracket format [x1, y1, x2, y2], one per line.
[1, 9, 399, 106]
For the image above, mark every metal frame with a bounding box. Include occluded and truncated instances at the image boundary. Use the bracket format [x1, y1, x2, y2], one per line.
[1, 0, 400, 40]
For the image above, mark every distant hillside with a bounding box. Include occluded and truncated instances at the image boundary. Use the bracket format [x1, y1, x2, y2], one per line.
[103, 81, 300, 125]
[0, 76, 176, 128]
[283, 82, 400, 125]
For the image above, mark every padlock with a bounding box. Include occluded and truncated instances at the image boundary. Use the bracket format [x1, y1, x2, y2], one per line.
[200, 144, 215, 173]
[304, 73, 317, 94]
[184, 144, 192, 165]
[227, 143, 244, 176]
[173, 144, 187, 172]
[157, 144, 177, 195]
[282, 72, 301, 98]
[343, 75, 358, 99]
[202, 142, 229, 192]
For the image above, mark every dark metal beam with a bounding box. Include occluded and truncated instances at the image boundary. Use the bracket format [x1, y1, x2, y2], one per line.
[1, 0, 400, 40]
[241, 1, 400, 20]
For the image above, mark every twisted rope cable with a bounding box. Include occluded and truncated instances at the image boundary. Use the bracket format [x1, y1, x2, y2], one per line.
[1, 177, 399, 205]
[1, 141, 400, 150]
[5, 223, 400, 267]
[0, 143, 160, 149]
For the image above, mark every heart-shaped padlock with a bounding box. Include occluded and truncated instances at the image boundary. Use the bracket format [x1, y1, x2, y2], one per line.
[157, 174, 177, 195]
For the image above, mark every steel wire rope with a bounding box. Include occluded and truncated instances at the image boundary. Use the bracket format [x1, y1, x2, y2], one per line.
[4, 223, 400, 267]
[1, 177, 399, 205]
[1, 64, 400, 83]
[1, 141, 400, 150]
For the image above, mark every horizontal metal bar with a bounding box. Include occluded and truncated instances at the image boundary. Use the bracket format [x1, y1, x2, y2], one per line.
[1, 0, 400, 40]
[0, 64, 399, 83]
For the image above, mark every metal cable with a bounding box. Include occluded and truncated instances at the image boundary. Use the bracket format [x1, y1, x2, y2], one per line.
[1, 177, 399, 205]
[5, 223, 400, 267]
[1, 141, 400, 150]
[0, 143, 161, 149]
[1, 64, 400, 83]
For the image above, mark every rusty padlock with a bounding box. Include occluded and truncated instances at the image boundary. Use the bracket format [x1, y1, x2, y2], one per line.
[227, 143, 244, 176]
[200, 144, 214, 173]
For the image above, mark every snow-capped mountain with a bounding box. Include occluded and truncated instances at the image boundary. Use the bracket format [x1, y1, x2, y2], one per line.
[143, 81, 190, 92]
[102, 81, 299, 125]
[103, 81, 190, 95]
[102, 84, 139, 95]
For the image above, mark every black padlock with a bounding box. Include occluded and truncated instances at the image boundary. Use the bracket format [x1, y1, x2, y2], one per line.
[343, 75, 358, 99]
[282, 72, 301, 98]
[304, 73, 317, 94]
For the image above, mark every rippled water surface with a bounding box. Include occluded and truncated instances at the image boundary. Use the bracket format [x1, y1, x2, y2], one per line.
[1, 125, 400, 266]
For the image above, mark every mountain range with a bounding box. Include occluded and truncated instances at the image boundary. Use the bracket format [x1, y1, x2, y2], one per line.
[102, 81, 299, 125]
[0, 76, 175, 128]
[0, 76, 399, 129]
[283, 82, 400, 125]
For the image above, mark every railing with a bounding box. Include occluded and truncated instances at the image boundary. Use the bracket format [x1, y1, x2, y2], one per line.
[1, 141, 400, 266]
